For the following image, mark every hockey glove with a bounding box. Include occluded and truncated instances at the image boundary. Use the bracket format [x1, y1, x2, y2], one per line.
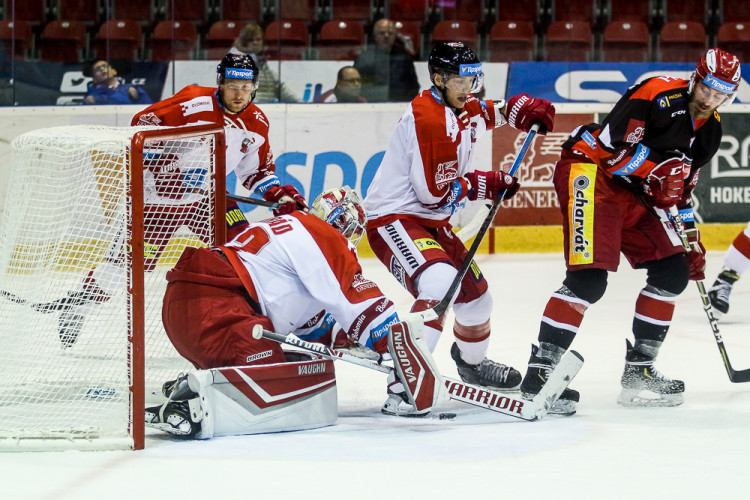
[263, 185, 308, 216]
[642, 158, 687, 209]
[465, 170, 520, 201]
[686, 227, 706, 281]
[506, 94, 555, 134]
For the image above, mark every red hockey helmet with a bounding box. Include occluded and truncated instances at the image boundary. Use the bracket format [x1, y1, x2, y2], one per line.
[311, 186, 367, 247]
[690, 48, 742, 104]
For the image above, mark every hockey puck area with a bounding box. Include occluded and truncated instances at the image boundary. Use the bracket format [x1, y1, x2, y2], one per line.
[438, 412, 457, 420]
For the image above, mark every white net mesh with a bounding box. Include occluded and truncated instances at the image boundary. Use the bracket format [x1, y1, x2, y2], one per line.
[0, 125, 222, 450]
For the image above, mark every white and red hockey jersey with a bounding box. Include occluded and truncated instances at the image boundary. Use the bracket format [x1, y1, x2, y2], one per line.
[224, 211, 399, 352]
[365, 89, 507, 228]
[132, 85, 280, 196]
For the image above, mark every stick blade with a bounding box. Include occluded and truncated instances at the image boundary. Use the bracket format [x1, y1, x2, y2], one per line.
[532, 350, 584, 419]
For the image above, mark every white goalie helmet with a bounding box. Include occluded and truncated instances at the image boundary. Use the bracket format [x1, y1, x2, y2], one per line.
[311, 186, 367, 246]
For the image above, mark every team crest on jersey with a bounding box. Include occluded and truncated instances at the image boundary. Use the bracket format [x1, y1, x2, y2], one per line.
[352, 272, 377, 292]
[435, 160, 458, 188]
[136, 112, 161, 126]
[624, 119, 645, 144]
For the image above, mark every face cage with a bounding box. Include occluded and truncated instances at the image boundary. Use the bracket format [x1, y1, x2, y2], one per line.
[327, 203, 366, 247]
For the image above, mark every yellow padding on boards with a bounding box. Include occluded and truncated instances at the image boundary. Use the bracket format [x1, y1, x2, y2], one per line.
[356, 223, 747, 257]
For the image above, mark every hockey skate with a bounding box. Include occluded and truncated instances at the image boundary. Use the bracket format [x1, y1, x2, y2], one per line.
[33, 289, 109, 348]
[145, 400, 202, 437]
[708, 269, 739, 318]
[520, 344, 580, 416]
[617, 340, 684, 407]
[450, 342, 522, 390]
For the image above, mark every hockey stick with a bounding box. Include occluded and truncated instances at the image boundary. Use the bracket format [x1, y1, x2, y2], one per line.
[422, 122, 541, 324]
[668, 206, 750, 383]
[455, 202, 491, 243]
[0, 289, 28, 305]
[226, 192, 280, 209]
[252, 325, 584, 420]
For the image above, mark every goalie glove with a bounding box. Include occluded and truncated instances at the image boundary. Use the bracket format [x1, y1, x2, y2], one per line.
[465, 170, 520, 201]
[263, 184, 308, 216]
[643, 157, 688, 209]
[685, 227, 706, 281]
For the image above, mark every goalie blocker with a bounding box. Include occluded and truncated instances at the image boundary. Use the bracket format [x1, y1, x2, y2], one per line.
[146, 352, 337, 439]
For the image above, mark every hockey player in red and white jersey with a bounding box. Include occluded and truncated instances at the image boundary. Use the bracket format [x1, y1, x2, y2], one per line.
[146, 188, 445, 436]
[34, 53, 312, 346]
[132, 52, 305, 216]
[364, 42, 555, 412]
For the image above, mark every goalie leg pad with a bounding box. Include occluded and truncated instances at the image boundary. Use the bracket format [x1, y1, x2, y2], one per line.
[387, 316, 448, 415]
[186, 352, 338, 439]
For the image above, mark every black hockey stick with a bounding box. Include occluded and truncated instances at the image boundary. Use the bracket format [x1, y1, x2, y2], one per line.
[0, 289, 28, 305]
[226, 192, 280, 209]
[433, 122, 541, 321]
[251, 325, 583, 421]
[669, 206, 750, 383]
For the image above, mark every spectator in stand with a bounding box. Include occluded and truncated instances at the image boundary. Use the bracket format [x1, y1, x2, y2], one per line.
[82, 59, 152, 105]
[354, 18, 420, 102]
[229, 23, 297, 103]
[315, 66, 368, 103]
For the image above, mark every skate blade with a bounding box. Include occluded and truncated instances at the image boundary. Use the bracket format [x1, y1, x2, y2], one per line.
[381, 405, 431, 418]
[617, 389, 684, 408]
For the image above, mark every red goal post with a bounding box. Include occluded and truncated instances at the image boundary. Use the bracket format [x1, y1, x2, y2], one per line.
[0, 124, 226, 450]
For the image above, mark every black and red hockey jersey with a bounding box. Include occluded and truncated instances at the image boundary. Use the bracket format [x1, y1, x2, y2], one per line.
[562, 76, 722, 203]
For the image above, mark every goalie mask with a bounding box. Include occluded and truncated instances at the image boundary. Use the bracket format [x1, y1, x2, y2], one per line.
[428, 42, 484, 94]
[311, 187, 367, 247]
[689, 48, 741, 105]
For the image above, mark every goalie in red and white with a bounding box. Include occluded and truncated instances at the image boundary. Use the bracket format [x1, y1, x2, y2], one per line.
[146, 187, 446, 437]
[33, 53, 310, 346]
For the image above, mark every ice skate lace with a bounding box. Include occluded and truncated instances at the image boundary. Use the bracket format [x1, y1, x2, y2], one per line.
[629, 360, 669, 381]
[711, 280, 732, 303]
[475, 359, 513, 383]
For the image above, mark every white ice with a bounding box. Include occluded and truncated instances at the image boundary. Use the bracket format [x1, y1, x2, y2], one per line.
[4, 251, 750, 500]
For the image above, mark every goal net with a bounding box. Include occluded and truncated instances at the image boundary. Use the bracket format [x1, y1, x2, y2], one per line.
[0, 124, 226, 450]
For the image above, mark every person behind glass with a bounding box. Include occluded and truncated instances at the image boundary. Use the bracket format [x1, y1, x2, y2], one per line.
[354, 18, 419, 102]
[229, 22, 297, 103]
[82, 59, 151, 105]
[315, 66, 368, 103]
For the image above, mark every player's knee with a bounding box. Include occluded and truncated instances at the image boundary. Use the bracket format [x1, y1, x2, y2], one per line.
[453, 292, 493, 326]
[643, 253, 689, 295]
[563, 268, 608, 304]
[414, 262, 457, 301]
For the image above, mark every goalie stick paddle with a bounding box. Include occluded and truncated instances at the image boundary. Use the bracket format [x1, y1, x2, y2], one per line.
[226, 192, 280, 209]
[252, 325, 583, 421]
[669, 206, 750, 383]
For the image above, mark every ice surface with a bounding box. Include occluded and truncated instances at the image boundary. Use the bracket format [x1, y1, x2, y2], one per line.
[3, 252, 750, 499]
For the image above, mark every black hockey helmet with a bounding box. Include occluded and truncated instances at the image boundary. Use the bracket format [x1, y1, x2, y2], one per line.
[216, 52, 259, 103]
[428, 42, 483, 93]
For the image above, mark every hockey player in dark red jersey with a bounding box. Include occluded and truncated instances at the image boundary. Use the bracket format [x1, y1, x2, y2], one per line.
[520, 48, 742, 413]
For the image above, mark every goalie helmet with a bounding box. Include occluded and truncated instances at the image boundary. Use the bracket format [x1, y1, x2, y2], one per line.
[428, 42, 484, 94]
[311, 186, 367, 247]
[689, 48, 741, 105]
[216, 53, 259, 100]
